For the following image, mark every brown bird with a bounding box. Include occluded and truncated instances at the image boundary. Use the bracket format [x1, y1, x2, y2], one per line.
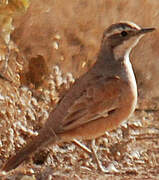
[2, 22, 155, 172]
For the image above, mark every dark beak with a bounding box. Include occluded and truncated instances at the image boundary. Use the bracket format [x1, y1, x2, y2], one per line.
[137, 27, 156, 35]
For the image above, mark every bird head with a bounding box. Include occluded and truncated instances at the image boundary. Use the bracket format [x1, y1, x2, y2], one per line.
[101, 21, 155, 60]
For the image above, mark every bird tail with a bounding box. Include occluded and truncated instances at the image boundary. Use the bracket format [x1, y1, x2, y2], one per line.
[2, 127, 58, 172]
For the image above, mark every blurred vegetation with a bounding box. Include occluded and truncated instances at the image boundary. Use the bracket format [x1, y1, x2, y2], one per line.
[0, 0, 30, 16]
[0, 0, 30, 78]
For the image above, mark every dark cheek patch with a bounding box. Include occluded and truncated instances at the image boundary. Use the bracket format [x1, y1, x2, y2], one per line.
[109, 32, 132, 48]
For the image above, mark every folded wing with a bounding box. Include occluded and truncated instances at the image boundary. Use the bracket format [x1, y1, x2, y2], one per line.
[60, 76, 123, 131]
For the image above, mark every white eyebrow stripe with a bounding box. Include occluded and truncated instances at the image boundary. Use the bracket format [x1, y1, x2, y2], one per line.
[122, 21, 141, 30]
[104, 21, 141, 38]
[105, 28, 130, 37]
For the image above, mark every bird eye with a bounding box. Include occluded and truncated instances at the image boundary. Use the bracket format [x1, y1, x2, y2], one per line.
[121, 31, 128, 37]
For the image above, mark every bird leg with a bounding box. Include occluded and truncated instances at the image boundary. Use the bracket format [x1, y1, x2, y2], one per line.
[73, 139, 92, 154]
[73, 139, 107, 173]
[90, 139, 107, 173]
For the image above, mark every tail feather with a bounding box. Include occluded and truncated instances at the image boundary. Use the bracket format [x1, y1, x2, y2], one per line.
[2, 127, 58, 172]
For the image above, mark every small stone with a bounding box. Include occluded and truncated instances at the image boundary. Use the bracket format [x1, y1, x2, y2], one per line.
[52, 41, 59, 50]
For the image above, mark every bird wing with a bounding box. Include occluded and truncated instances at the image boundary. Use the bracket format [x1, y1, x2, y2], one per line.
[60, 76, 124, 132]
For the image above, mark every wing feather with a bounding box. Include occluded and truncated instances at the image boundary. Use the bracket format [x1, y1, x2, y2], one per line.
[60, 77, 124, 131]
